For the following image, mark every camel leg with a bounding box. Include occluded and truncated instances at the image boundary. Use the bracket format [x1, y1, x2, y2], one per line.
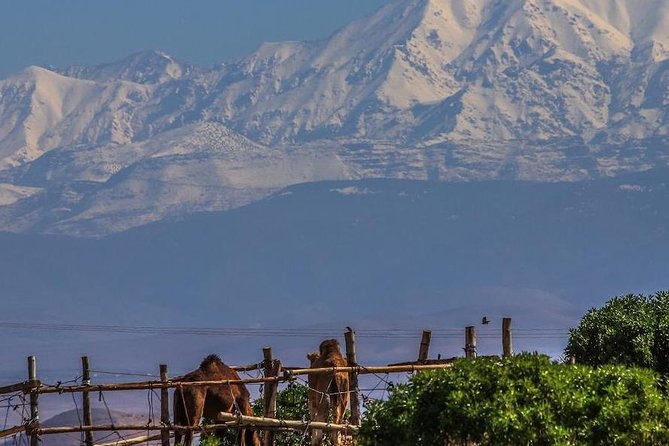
[235, 397, 261, 446]
[329, 397, 346, 446]
[174, 389, 185, 446]
[173, 387, 204, 446]
[311, 427, 325, 446]
[181, 389, 205, 446]
[309, 389, 329, 446]
[328, 393, 346, 446]
[329, 375, 349, 446]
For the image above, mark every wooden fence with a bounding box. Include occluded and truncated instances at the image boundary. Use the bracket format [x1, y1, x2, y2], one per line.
[0, 320, 514, 446]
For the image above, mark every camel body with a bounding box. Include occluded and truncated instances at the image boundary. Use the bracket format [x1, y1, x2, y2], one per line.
[174, 354, 260, 446]
[307, 339, 350, 446]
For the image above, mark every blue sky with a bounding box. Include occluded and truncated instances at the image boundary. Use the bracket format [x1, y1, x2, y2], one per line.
[0, 0, 389, 78]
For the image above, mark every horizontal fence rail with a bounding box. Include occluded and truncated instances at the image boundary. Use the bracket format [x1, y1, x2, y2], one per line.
[0, 425, 27, 439]
[97, 433, 165, 446]
[217, 412, 359, 434]
[0, 380, 39, 395]
[36, 363, 454, 395]
[38, 424, 233, 435]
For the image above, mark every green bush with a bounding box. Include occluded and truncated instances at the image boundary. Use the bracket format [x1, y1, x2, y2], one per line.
[199, 418, 238, 446]
[565, 291, 669, 375]
[358, 354, 669, 446]
[253, 382, 313, 446]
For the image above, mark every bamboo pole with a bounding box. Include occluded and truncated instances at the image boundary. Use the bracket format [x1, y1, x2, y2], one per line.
[159, 364, 170, 446]
[388, 359, 456, 367]
[96, 433, 166, 446]
[417, 330, 432, 363]
[38, 417, 358, 437]
[262, 347, 278, 446]
[27, 356, 38, 446]
[0, 381, 38, 395]
[502, 318, 513, 357]
[344, 328, 361, 426]
[38, 378, 276, 394]
[82, 356, 94, 446]
[217, 413, 359, 435]
[0, 425, 27, 439]
[285, 364, 453, 376]
[39, 425, 208, 435]
[39, 422, 298, 436]
[37, 363, 455, 395]
[465, 327, 477, 359]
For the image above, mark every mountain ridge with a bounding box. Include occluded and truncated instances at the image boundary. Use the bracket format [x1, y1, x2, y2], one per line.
[1, 0, 669, 235]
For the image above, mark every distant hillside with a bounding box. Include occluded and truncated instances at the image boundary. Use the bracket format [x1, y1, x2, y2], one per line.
[1, 170, 668, 357]
[41, 409, 147, 446]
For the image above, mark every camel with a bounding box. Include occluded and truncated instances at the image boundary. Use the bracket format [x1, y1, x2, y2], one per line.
[173, 354, 260, 446]
[307, 339, 350, 446]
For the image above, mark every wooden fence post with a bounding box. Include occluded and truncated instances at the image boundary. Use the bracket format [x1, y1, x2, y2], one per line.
[417, 330, 432, 364]
[82, 356, 94, 446]
[465, 327, 477, 359]
[502, 318, 513, 357]
[160, 364, 170, 446]
[344, 328, 361, 426]
[262, 347, 279, 446]
[27, 356, 39, 446]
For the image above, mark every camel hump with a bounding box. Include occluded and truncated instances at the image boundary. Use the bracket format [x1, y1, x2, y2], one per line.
[200, 354, 223, 370]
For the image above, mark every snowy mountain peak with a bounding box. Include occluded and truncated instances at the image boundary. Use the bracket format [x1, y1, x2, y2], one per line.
[0, 64, 153, 169]
[56, 50, 192, 84]
[2, 0, 668, 151]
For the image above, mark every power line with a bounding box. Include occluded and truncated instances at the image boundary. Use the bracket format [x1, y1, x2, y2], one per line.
[0, 321, 571, 338]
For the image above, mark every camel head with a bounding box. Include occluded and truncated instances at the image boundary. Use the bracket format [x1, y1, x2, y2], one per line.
[318, 339, 342, 357]
[307, 351, 320, 365]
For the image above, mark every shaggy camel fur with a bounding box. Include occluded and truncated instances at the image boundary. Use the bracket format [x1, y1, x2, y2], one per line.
[307, 339, 350, 446]
[173, 354, 260, 446]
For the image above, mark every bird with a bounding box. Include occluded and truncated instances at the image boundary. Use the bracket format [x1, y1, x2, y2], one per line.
[481, 317, 490, 325]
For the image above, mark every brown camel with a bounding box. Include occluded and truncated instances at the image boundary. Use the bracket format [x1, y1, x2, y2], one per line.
[307, 339, 350, 446]
[173, 354, 260, 446]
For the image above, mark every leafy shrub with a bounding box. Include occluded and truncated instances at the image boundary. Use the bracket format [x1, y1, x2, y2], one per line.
[253, 382, 313, 446]
[358, 354, 669, 446]
[565, 291, 669, 375]
[199, 418, 238, 446]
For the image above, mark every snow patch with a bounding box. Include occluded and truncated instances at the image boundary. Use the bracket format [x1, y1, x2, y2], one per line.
[331, 186, 376, 196]
[618, 183, 646, 192]
[0, 183, 42, 206]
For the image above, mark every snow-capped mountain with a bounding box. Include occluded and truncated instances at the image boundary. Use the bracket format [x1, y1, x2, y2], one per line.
[55, 50, 194, 84]
[1, 0, 669, 235]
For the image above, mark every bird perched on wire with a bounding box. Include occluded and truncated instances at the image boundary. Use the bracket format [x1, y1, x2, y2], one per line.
[481, 317, 490, 325]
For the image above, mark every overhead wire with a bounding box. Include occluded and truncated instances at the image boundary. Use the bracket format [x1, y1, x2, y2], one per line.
[0, 321, 571, 338]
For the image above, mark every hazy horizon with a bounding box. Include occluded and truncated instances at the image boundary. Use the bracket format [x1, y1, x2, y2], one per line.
[0, 0, 389, 78]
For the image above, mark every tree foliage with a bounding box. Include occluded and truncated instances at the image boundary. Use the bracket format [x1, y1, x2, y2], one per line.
[253, 382, 312, 446]
[565, 291, 669, 375]
[358, 354, 669, 446]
